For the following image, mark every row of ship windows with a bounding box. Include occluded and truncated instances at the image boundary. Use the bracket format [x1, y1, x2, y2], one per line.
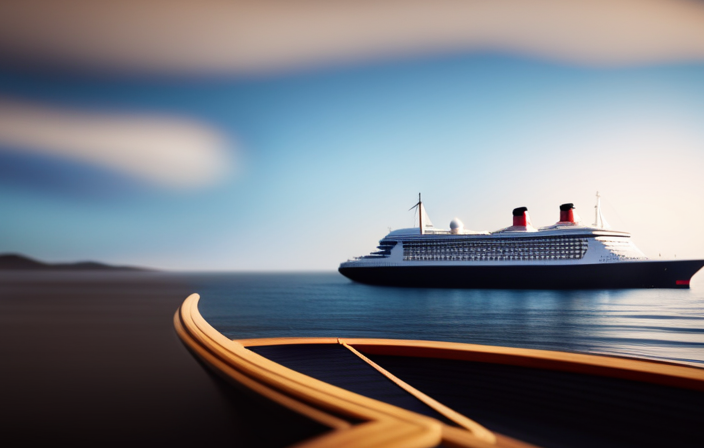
[400, 239, 589, 261]
[403, 254, 584, 261]
[403, 245, 587, 260]
[402, 239, 588, 250]
[403, 247, 586, 254]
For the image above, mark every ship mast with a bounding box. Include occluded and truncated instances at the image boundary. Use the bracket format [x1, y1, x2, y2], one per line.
[593, 191, 600, 227]
[409, 193, 424, 235]
[418, 193, 423, 235]
[593, 191, 610, 228]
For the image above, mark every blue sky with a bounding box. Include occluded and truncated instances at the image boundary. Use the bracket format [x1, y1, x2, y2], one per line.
[1, 53, 704, 270]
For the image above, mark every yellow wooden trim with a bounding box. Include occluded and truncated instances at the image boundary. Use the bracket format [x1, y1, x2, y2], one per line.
[236, 334, 704, 389]
[175, 294, 449, 448]
[439, 426, 540, 448]
[339, 337, 704, 391]
[237, 337, 340, 347]
[341, 341, 496, 444]
[292, 420, 433, 448]
[491, 433, 543, 448]
[174, 302, 351, 430]
[233, 336, 537, 447]
[182, 296, 435, 426]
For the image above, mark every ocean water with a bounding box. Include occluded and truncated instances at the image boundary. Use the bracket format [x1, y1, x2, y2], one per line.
[189, 271, 704, 366]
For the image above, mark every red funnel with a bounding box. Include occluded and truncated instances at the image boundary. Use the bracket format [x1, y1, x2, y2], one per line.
[512, 207, 530, 226]
[559, 203, 575, 223]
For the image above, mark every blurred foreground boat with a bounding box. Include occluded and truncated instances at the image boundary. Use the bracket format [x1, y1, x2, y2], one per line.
[175, 293, 704, 448]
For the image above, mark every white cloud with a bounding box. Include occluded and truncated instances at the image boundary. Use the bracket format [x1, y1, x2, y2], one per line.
[0, 99, 233, 188]
[1, 0, 704, 75]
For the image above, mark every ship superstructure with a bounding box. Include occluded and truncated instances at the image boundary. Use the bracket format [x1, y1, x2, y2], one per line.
[338, 194, 704, 289]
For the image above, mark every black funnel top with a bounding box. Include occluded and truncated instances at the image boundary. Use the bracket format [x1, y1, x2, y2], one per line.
[560, 203, 575, 211]
[512, 207, 528, 216]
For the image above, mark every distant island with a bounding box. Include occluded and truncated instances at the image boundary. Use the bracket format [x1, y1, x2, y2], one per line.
[0, 253, 149, 271]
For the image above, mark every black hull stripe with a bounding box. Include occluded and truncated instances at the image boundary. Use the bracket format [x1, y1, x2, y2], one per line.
[338, 260, 704, 289]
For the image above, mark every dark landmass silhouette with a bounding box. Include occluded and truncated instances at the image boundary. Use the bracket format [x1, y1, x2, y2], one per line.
[0, 253, 149, 271]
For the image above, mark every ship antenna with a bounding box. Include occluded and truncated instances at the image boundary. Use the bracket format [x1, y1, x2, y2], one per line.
[593, 191, 600, 227]
[409, 193, 424, 235]
[419, 193, 423, 235]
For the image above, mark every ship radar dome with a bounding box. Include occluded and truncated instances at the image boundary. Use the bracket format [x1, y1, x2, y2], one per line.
[450, 218, 464, 234]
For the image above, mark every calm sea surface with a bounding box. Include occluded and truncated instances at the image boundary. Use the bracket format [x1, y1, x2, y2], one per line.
[188, 271, 704, 366]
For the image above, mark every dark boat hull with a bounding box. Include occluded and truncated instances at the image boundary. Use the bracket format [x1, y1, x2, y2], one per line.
[338, 260, 704, 289]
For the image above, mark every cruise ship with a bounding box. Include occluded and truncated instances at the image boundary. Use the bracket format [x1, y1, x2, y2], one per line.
[339, 194, 704, 289]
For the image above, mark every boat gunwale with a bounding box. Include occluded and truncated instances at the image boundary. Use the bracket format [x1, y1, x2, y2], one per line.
[175, 293, 508, 448]
[236, 337, 704, 392]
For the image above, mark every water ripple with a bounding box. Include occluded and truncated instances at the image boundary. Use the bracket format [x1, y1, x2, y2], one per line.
[189, 272, 704, 366]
